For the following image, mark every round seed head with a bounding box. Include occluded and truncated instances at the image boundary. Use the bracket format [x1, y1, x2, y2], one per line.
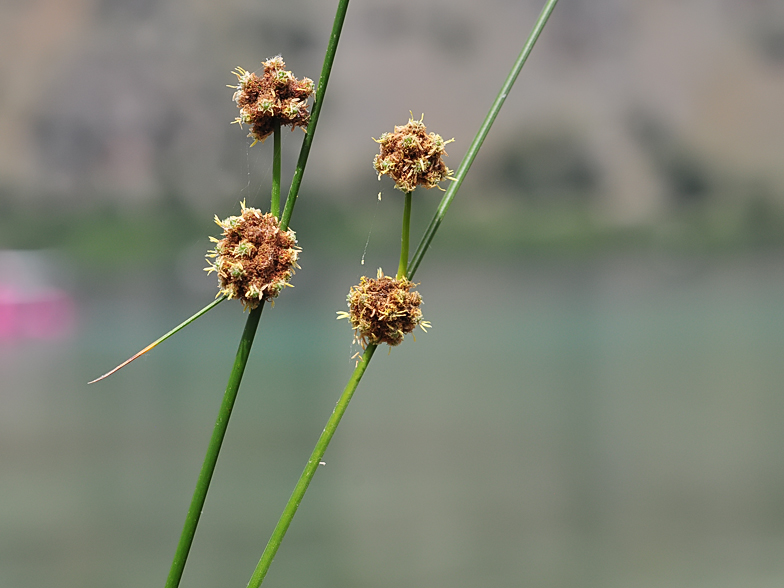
[342, 269, 427, 347]
[206, 203, 301, 309]
[229, 56, 315, 144]
[372, 114, 454, 193]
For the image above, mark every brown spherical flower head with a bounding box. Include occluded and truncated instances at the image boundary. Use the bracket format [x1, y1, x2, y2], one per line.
[205, 202, 301, 309]
[373, 114, 454, 193]
[229, 56, 315, 145]
[337, 268, 431, 348]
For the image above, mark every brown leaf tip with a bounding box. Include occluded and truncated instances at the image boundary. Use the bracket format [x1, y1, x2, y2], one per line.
[206, 202, 300, 309]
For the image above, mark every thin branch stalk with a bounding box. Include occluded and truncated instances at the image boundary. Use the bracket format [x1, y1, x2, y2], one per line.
[396, 191, 412, 279]
[271, 121, 282, 217]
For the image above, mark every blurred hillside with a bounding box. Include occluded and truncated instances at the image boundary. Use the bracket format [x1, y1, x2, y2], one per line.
[1, 0, 784, 260]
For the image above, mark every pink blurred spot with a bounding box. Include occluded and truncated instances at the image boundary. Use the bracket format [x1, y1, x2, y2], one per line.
[0, 252, 77, 342]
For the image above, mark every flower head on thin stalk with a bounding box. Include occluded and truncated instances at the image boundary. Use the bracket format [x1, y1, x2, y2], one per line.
[337, 268, 430, 347]
[373, 114, 454, 192]
[229, 56, 315, 146]
[206, 202, 301, 309]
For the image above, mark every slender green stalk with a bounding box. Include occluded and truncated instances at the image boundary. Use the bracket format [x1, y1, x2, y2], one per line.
[408, 0, 559, 280]
[88, 295, 227, 384]
[165, 303, 264, 588]
[271, 121, 282, 217]
[244, 2, 560, 584]
[280, 0, 350, 231]
[165, 121, 283, 585]
[164, 2, 353, 582]
[165, 2, 352, 581]
[396, 191, 412, 279]
[247, 344, 377, 588]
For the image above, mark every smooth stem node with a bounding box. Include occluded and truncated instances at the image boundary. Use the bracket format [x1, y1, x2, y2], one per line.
[271, 120, 282, 217]
[165, 303, 265, 588]
[247, 344, 377, 588]
[396, 191, 412, 279]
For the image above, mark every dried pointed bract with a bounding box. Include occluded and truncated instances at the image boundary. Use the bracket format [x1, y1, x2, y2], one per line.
[373, 114, 454, 193]
[229, 56, 315, 145]
[206, 202, 300, 309]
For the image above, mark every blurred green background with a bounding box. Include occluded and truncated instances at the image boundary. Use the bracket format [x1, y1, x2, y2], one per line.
[2, 0, 784, 587]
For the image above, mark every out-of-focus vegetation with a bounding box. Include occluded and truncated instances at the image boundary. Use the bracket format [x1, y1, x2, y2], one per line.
[2, 0, 784, 264]
[2, 179, 783, 280]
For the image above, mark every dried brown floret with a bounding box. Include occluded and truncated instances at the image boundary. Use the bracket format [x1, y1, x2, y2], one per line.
[373, 114, 454, 193]
[206, 202, 300, 309]
[229, 56, 314, 145]
[338, 269, 430, 347]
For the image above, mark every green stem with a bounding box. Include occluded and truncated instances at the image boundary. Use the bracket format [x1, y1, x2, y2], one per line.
[280, 0, 350, 231]
[396, 191, 412, 279]
[165, 303, 265, 588]
[247, 344, 377, 588]
[271, 120, 282, 217]
[407, 0, 559, 280]
[165, 1, 352, 582]
[245, 1, 559, 584]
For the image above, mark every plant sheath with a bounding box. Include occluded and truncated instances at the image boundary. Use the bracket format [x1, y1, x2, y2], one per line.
[407, 0, 559, 280]
[247, 344, 377, 588]
[396, 191, 412, 279]
[165, 302, 264, 588]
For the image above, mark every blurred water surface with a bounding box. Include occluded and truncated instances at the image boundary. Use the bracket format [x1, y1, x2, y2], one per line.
[2, 253, 784, 588]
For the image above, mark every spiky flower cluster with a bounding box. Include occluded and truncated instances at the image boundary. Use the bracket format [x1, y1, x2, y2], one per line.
[373, 115, 454, 193]
[206, 203, 300, 309]
[230, 56, 315, 145]
[338, 269, 430, 347]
